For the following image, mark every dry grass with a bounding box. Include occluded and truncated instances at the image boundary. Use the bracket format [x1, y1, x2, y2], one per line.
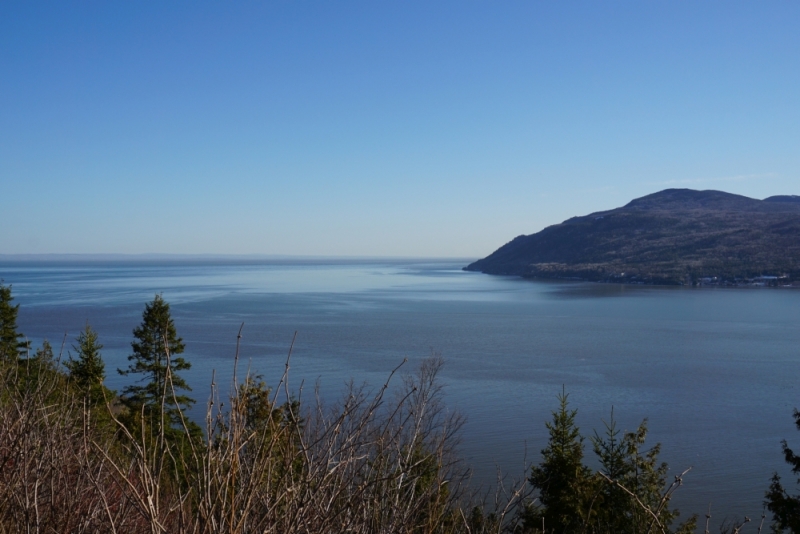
[0, 333, 529, 534]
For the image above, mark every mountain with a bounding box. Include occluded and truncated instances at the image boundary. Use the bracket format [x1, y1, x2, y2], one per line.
[464, 189, 800, 285]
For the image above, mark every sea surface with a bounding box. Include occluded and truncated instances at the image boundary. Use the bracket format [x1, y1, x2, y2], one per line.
[3, 256, 799, 526]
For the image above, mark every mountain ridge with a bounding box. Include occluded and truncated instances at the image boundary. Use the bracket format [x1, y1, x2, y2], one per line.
[465, 189, 800, 285]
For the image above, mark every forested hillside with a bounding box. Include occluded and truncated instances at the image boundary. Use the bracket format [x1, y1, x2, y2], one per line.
[466, 189, 800, 285]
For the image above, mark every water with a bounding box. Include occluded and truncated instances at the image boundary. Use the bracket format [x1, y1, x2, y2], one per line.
[3, 256, 799, 525]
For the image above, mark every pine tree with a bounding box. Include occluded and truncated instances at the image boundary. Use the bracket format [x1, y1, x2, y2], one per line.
[529, 388, 595, 533]
[591, 409, 631, 533]
[593, 418, 694, 534]
[66, 323, 110, 406]
[621, 421, 677, 533]
[118, 295, 195, 434]
[19, 339, 58, 391]
[0, 282, 29, 362]
[766, 409, 800, 533]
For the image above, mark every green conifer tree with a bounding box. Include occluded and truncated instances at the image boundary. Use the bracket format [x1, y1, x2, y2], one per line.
[118, 295, 197, 435]
[66, 323, 111, 406]
[766, 409, 800, 533]
[591, 409, 630, 533]
[0, 283, 29, 362]
[529, 388, 595, 533]
[19, 339, 57, 390]
[592, 418, 694, 534]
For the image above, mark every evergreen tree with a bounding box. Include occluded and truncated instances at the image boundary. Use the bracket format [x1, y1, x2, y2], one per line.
[766, 408, 800, 533]
[591, 409, 630, 533]
[592, 419, 693, 534]
[620, 422, 677, 533]
[66, 323, 111, 406]
[0, 282, 29, 362]
[529, 388, 595, 533]
[20, 339, 57, 390]
[237, 375, 280, 433]
[118, 295, 196, 435]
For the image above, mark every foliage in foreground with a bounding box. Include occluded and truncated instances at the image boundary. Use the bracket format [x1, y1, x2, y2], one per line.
[517, 391, 696, 534]
[767, 408, 800, 533]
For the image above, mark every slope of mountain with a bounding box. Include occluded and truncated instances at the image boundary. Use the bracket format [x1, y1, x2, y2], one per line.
[465, 189, 800, 285]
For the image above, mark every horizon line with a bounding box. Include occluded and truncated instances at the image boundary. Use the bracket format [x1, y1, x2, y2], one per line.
[0, 253, 479, 262]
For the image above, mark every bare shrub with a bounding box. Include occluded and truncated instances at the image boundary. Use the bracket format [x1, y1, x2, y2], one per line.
[0, 330, 529, 534]
[0, 356, 137, 533]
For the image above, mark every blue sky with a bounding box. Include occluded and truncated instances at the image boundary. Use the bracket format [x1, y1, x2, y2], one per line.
[2, 2, 799, 257]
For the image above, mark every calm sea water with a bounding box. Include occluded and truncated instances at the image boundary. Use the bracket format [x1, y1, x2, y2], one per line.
[3, 257, 799, 525]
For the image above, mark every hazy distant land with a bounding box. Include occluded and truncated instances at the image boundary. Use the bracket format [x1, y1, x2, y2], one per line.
[466, 189, 800, 286]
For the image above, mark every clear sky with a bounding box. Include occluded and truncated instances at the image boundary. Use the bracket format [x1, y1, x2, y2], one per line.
[2, 2, 799, 257]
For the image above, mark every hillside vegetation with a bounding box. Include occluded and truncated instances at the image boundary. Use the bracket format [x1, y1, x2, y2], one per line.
[466, 189, 800, 285]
